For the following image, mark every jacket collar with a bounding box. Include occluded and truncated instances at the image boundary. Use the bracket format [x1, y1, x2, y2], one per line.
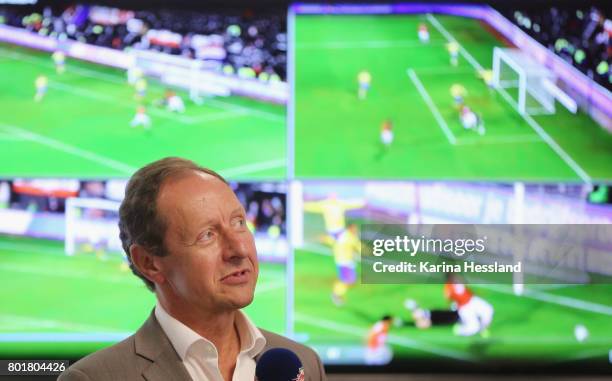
[134, 311, 193, 381]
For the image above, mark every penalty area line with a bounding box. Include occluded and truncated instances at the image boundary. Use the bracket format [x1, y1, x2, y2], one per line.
[407, 68, 457, 145]
[426, 13, 592, 185]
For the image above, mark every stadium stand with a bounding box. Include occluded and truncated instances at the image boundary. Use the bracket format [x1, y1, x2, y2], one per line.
[504, 6, 611, 90]
[0, 3, 287, 81]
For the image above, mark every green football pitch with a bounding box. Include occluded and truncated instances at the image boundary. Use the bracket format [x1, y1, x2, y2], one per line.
[0, 43, 286, 180]
[0, 235, 286, 357]
[294, 212, 612, 365]
[294, 14, 612, 182]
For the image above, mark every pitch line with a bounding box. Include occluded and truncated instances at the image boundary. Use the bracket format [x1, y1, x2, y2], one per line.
[476, 284, 612, 316]
[407, 68, 457, 145]
[218, 158, 286, 178]
[455, 134, 544, 146]
[295, 312, 477, 362]
[0, 123, 136, 175]
[0, 132, 25, 141]
[297, 40, 445, 50]
[1, 47, 284, 124]
[497, 86, 593, 184]
[426, 14, 592, 184]
[302, 244, 612, 316]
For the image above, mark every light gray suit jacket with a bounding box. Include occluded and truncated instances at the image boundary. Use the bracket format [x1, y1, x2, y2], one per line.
[57, 312, 326, 381]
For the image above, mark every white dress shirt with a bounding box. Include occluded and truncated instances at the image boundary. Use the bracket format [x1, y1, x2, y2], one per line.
[155, 304, 266, 381]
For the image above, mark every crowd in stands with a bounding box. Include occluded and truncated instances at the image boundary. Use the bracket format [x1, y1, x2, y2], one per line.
[506, 6, 611, 90]
[0, 3, 287, 81]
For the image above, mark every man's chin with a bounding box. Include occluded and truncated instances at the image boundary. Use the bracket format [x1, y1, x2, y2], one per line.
[231, 289, 255, 309]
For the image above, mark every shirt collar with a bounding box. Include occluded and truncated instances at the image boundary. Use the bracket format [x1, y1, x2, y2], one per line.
[235, 308, 267, 357]
[155, 303, 266, 360]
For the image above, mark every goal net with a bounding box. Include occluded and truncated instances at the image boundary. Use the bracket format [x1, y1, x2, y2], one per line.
[64, 197, 123, 257]
[129, 49, 232, 97]
[492, 47, 557, 116]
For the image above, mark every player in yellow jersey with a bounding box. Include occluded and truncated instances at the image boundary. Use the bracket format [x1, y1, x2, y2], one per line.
[331, 224, 361, 306]
[446, 41, 459, 66]
[304, 193, 366, 245]
[477, 69, 495, 91]
[34, 75, 48, 102]
[449, 83, 467, 109]
[52, 51, 65, 74]
[134, 78, 147, 101]
[127, 65, 143, 85]
[357, 70, 371, 100]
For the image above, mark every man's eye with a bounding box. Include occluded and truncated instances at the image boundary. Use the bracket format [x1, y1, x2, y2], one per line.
[200, 230, 214, 241]
[233, 217, 246, 228]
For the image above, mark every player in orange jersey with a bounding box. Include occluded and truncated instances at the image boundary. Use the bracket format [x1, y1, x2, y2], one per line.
[418, 22, 430, 43]
[444, 273, 493, 337]
[380, 118, 394, 148]
[364, 315, 393, 365]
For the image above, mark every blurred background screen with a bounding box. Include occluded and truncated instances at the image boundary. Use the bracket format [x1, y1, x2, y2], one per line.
[0, 0, 610, 376]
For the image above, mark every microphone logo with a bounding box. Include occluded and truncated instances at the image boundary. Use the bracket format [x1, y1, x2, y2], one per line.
[293, 367, 305, 381]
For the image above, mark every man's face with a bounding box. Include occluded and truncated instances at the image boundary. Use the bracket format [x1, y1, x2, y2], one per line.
[156, 172, 258, 313]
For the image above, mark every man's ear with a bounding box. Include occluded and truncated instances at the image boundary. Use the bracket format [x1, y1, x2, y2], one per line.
[130, 244, 166, 287]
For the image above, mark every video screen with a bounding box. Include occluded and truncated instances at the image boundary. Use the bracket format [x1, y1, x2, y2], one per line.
[0, 2, 287, 180]
[0, 178, 287, 358]
[0, 0, 611, 377]
[291, 4, 612, 181]
[293, 181, 612, 371]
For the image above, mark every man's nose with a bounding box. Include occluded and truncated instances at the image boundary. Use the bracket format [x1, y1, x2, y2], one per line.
[221, 226, 251, 262]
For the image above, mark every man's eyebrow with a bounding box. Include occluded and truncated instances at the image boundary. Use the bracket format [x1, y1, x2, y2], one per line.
[231, 207, 245, 215]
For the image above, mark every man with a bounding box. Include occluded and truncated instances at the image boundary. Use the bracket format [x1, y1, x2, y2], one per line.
[127, 65, 144, 85]
[449, 83, 467, 109]
[417, 23, 429, 43]
[459, 105, 485, 136]
[380, 118, 393, 149]
[165, 90, 186, 113]
[401, 299, 459, 329]
[357, 70, 371, 100]
[52, 50, 66, 74]
[446, 41, 459, 66]
[477, 69, 495, 91]
[134, 77, 148, 101]
[330, 224, 360, 306]
[34, 75, 48, 102]
[303, 193, 365, 245]
[130, 106, 152, 129]
[364, 315, 393, 365]
[59, 157, 326, 381]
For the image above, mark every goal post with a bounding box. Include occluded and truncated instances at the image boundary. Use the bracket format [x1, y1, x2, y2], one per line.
[65, 197, 123, 257]
[493, 47, 560, 116]
[129, 49, 232, 97]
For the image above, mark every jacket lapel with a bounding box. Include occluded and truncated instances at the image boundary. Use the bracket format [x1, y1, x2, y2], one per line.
[135, 311, 193, 381]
